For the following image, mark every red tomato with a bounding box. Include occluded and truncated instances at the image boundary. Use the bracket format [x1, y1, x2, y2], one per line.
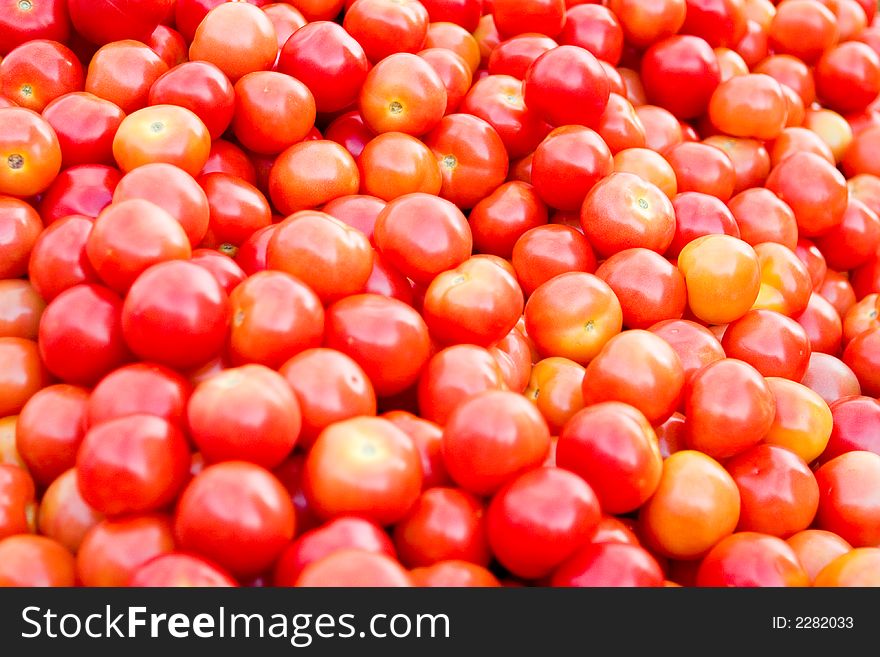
[148, 61, 235, 141]
[0, 39, 83, 112]
[843, 326, 880, 397]
[268, 140, 360, 215]
[0, 196, 42, 278]
[0, 463, 35, 539]
[67, 0, 172, 45]
[273, 516, 396, 586]
[175, 461, 295, 578]
[410, 560, 500, 587]
[0, 279, 44, 340]
[27, 215, 98, 302]
[531, 125, 613, 212]
[121, 260, 230, 371]
[0, 106, 62, 197]
[38, 163, 120, 226]
[551, 542, 665, 587]
[442, 390, 550, 496]
[641, 35, 721, 119]
[487, 466, 601, 580]
[468, 181, 547, 259]
[42, 92, 123, 169]
[0, 534, 75, 586]
[814, 547, 880, 586]
[696, 532, 810, 587]
[343, 0, 428, 63]
[295, 549, 412, 586]
[512, 224, 597, 296]
[394, 487, 489, 567]
[85, 39, 168, 114]
[0, 0, 70, 55]
[129, 553, 237, 587]
[87, 362, 191, 429]
[37, 468, 103, 554]
[492, 0, 566, 39]
[558, 4, 623, 65]
[786, 529, 852, 584]
[489, 34, 558, 79]
[721, 309, 812, 381]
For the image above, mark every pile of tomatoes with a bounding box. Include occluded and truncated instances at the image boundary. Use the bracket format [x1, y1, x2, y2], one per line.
[2, 0, 880, 588]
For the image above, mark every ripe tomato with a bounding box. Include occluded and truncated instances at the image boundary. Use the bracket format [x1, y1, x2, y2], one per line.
[512, 224, 596, 296]
[606, 0, 687, 50]
[523, 356, 585, 434]
[0, 534, 75, 586]
[383, 410, 449, 489]
[87, 362, 191, 429]
[727, 187, 798, 250]
[596, 93, 647, 154]
[821, 396, 880, 463]
[612, 147, 677, 199]
[640, 35, 721, 119]
[295, 549, 412, 586]
[492, 0, 565, 39]
[552, 542, 665, 587]
[639, 450, 740, 560]
[487, 466, 600, 580]
[786, 529, 852, 584]
[67, 0, 172, 45]
[581, 171, 675, 257]
[0, 0, 70, 55]
[268, 140, 360, 215]
[842, 326, 880, 397]
[442, 390, 550, 496]
[37, 468, 103, 554]
[323, 293, 432, 397]
[148, 61, 235, 141]
[304, 416, 422, 526]
[800, 352, 861, 406]
[418, 47, 473, 115]
[129, 553, 237, 587]
[769, 0, 839, 65]
[763, 377, 833, 464]
[468, 180, 548, 259]
[357, 132, 442, 201]
[721, 309, 811, 381]
[0, 106, 61, 197]
[121, 260, 230, 371]
[814, 548, 880, 587]
[531, 125, 613, 212]
[0, 463, 35, 539]
[42, 92, 124, 169]
[188, 2, 277, 83]
[696, 532, 809, 587]
[27, 214, 97, 301]
[815, 451, 880, 547]
[488, 34, 557, 79]
[708, 73, 787, 140]
[38, 163, 120, 226]
[0, 39, 83, 112]
[174, 461, 294, 578]
[85, 39, 168, 114]
[0, 279, 44, 340]
[0, 196, 42, 278]
[343, 0, 429, 63]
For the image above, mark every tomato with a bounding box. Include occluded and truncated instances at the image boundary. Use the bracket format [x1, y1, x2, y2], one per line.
[37, 468, 103, 553]
[383, 410, 449, 489]
[557, 4, 623, 65]
[27, 215, 97, 302]
[442, 390, 550, 496]
[357, 132, 442, 201]
[303, 416, 422, 526]
[324, 294, 431, 398]
[147, 24, 187, 70]
[612, 148, 677, 200]
[77, 513, 174, 587]
[394, 487, 488, 568]
[795, 293, 842, 356]
[373, 192, 471, 286]
[665, 142, 736, 201]
[524, 271, 622, 365]
[640, 35, 720, 120]
[0, 279, 43, 341]
[842, 326, 880, 397]
[200, 140, 258, 184]
[0, 107, 61, 197]
[0, 0, 70, 55]
[770, 127, 835, 169]
[815, 199, 880, 272]
[647, 319, 725, 385]
[552, 542, 665, 587]
[267, 210, 372, 305]
[814, 547, 880, 586]
[488, 34, 557, 79]
[769, 0, 839, 65]
[42, 92, 124, 169]
[0, 197, 41, 281]
[581, 171, 675, 258]
[174, 462, 294, 578]
[635, 105, 685, 153]
[412, 560, 500, 586]
[0, 534, 75, 586]
[696, 532, 809, 587]
[512, 224, 596, 296]
[678, 234, 761, 325]
[420, 0, 481, 32]
[148, 61, 235, 141]
[605, 0, 687, 49]
[295, 549, 412, 586]
[639, 450, 740, 560]
[423, 113, 508, 209]
[557, 401, 662, 514]
[128, 553, 237, 587]
[596, 93, 647, 154]
[343, 0, 428, 63]
[708, 73, 787, 140]
[422, 256, 523, 347]
[198, 172, 272, 250]
[359, 53, 446, 136]
[721, 309, 811, 381]
[0, 39, 82, 112]
[531, 126, 613, 212]
[459, 74, 552, 159]
[667, 192, 739, 260]
[523, 356, 585, 434]
[714, 46, 748, 81]
[76, 414, 190, 517]
[763, 377, 833, 464]
[786, 529, 852, 584]
[417, 47, 473, 116]
[491, 0, 565, 38]
[268, 140, 359, 215]
[727, 187, 798, 250]
[0, 463, 34, 539]
[85, 39, 167, 114]
[277, 21, 368, 115]
[815, 451, 880, 547]
[819, 271, 856, 321]
[121, 260, 230, 371]
[67, 0, 172, 45]
[468, 181, 547, 259]
[703, 135, 771, 195]
[38, 163, 120, 226]
[685, 358, 776, 460]
[800, 352, 861, 406]
[188, 2, 277, 83]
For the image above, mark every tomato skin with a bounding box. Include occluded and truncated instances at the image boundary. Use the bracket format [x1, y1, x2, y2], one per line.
[442, 390, 550, 496]
[0, 463, 35, 539]
[67, 0, 172, 45]
[77, 513, 175, 587]
[640, 35, 721, 119]
[489, 34, 557, 80]
[814, 547, 880, 587]
[0, 534, 75, 587]
[468, 181, 548, 259]
[175, 462, 295, 578]
[304, 417, 422, 526]
[721, 309, 811, 381]
[551, 542, 665, 587]
[324, 294, 432, 398]
[129, 553, 238, 587]
[0, 196, 42, 279]
[200, 140, 257, 184]
[394, 487, 489, 568]
[273, 516, 396, 586]
[523, 45, 610, 129]
[726, 444, 819, 538]
[0, 0, 70, 55]
[16, 384, 88, 487]
[38, 163, 120, 227]
[557, 401, 662, 514]
[41, 92, 124, 169]
[38, 468, 103, 554]
[487, 466, 601, 580]
[815, 41, 880, 115]
[531, 125, 613, 212]
[695, 532, 810, 587]
[582, 330, 685, 425]
[38, 284, 130, 386]
[295, 549, 412, 587]
[0, 39, 83, 113]
[121, 260, 230, 372]
[765, 151, 847, 238]
[0, 106, 62, 197]
[843, 327, 880, 398]
[800, 352, 861, 407]
[148, 61, 235, 141]
[580, 171, 676, 258]
[76, 414, 191, 517]
[27, 215, 97, 302]
[87, 363, 191, 429]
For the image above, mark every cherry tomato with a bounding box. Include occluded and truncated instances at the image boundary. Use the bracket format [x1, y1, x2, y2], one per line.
[148, 61, 235, 141]
[0, 106, 61, 197]
[0, 39, 83, 112]
[696, 532, 809, 587]
[85, 39, 168, 114]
